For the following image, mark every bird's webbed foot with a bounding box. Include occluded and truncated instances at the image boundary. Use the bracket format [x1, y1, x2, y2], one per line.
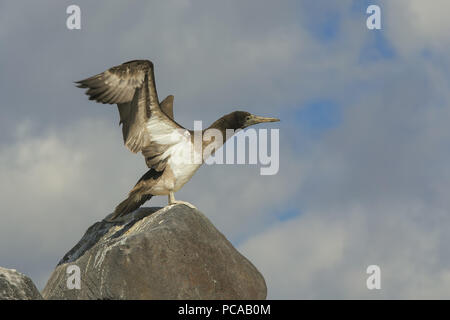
[169, 200, 197, 209]
[168, 191, 197, 209]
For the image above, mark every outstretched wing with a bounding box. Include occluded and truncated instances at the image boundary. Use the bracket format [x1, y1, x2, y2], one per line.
[76, 60, 186, 171]
[76, 60, 157, 105]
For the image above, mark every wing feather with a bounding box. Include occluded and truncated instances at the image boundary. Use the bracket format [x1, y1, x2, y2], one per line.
[76, 60, 184, 172]
[76, 60, 153, 104]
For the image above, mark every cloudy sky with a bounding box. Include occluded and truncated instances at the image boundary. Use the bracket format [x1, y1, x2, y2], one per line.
[1, 0, 450, 299]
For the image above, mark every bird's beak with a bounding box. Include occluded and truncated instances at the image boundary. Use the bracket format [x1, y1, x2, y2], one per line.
[247, 115, 280, 126]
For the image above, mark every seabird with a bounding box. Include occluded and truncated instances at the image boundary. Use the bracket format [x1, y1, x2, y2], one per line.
[76, 60, 279, 220]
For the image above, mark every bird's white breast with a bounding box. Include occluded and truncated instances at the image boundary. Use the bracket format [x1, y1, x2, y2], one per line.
[145, 121, 202, 194]
[166, 133, 202, 192]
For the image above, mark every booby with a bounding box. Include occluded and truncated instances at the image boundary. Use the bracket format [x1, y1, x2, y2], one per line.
[76, 60, 279, 220]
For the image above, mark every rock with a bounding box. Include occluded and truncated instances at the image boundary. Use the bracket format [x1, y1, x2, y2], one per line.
[42, 204, 267, 300]
[0, 267, 43, 300]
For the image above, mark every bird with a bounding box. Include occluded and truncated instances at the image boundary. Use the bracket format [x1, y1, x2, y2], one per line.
[76, 59, 279, 221]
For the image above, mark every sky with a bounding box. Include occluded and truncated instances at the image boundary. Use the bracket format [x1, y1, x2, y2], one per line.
[1, 0, 450, 299]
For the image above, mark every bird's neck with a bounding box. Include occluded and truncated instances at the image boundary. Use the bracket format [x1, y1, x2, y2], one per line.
[205, 114, 238, 145]
[192, 114, 238, 159]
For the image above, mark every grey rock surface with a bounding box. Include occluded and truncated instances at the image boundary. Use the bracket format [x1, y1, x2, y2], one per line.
[0, 267, 43, 300]
[43, 204, 267, 300]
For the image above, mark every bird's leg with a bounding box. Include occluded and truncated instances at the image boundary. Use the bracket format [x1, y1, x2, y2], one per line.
[168, 191, 197, 209]
[168, 191, 175, 204]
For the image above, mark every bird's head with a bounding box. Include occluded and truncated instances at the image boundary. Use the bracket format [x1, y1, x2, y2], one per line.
[232, 111, 280, 129]
[207, 111, 280, 134]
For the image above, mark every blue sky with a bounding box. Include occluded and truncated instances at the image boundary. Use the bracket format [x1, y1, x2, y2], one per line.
[1, 0, 450, 299]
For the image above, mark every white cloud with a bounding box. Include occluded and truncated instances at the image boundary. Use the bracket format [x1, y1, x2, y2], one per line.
[383, 0, 450, 54]
[240, 201, 450, 299]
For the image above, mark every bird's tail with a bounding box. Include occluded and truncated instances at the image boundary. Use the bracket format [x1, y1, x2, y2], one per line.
[108, 188, 153, 221]
[106, 168, 162, 222]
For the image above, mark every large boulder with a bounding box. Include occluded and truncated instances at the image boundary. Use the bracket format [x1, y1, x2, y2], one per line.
[43, 204, 267, 300]
[0, 267, 43, 300]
